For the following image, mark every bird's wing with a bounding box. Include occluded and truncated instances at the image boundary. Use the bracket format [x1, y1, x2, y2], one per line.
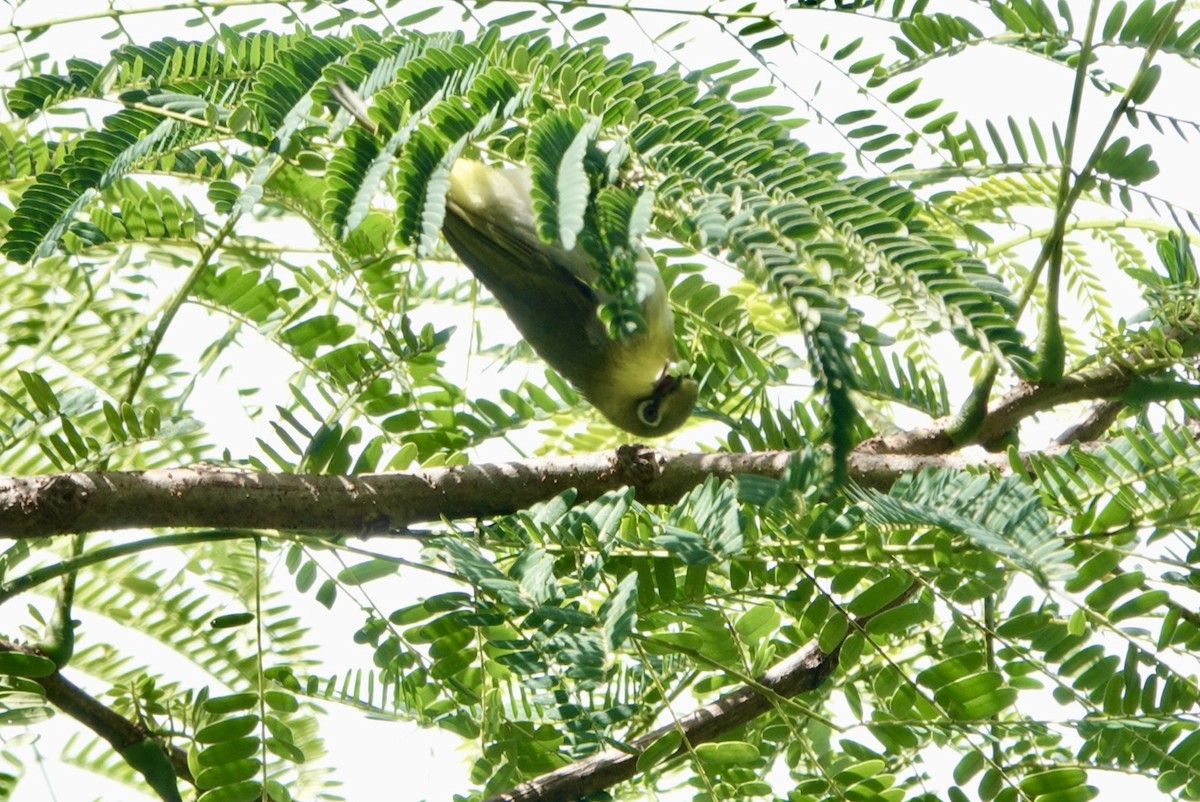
[442, 201, 615, 391]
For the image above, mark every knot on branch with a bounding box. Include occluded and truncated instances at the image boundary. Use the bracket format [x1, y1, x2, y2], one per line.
[2, 474, 88, 536]
[614, 444, 661, 488]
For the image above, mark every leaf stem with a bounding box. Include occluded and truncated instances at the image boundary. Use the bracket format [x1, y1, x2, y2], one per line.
[0, 529, 252, 605]
[122, 210, 240, 405]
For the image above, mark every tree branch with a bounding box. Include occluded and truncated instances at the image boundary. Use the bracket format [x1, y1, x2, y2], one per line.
[1, 448, 1015, 539]
[484, 582, 919, 802]
[0, 637, 192, 790]
[863, 324, 1200, 456]
[1054, 399, 1124, 445]
[860, 361, 1132, 456]
[6, 321, 1194, 541]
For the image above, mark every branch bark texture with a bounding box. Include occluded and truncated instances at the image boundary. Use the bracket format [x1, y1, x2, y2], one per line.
[0, 448, 1006, 539]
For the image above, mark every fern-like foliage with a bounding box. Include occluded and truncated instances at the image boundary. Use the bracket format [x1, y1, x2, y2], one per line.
[855, 468, 1073, 584]
[2, 4, 1200, 802]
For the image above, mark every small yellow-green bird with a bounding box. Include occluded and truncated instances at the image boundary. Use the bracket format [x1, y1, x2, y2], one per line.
[330, 82, 697, 436]
[442, 160, 697, 436]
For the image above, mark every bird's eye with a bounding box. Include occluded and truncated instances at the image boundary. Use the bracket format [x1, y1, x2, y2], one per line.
[637, 398, 662, 427]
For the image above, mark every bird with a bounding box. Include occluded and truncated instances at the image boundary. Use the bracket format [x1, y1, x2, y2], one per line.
[442, 159, 698, 436]
[329, 81, 697, 436]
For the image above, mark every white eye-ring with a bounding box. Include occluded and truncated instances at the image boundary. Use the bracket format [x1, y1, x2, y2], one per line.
[637, 398, 662, 427]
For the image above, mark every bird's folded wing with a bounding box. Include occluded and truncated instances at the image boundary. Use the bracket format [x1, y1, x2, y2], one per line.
[442, 201, 614, 389]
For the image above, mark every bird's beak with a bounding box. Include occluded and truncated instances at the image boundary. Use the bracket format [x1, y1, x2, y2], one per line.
[653, 367, 683, 398]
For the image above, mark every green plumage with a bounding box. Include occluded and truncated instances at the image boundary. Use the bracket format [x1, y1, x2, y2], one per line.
[442, 196, 615, 394]
[443, 160, 697, 436]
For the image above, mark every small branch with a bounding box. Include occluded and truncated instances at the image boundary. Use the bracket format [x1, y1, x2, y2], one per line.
[0, 530, 251, 603]
[0, 637, 192, 785]
[0, 448, 1021, 540]
[484, 582, 918, 802]
[860, 361, 1132, 456]
[1016, 0, 1184, 323]
[1033, 0, 1101, 383]
[0, 0, 291, 38]
[1055, 399, 1123, 445]
[124, 209, 241, 404]
[486, 645, 834, 801]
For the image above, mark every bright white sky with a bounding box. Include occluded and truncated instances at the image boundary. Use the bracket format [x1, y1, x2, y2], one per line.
[2, 0, 1195, 800]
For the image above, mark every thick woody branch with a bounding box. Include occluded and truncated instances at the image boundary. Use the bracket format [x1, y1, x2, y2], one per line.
[7, 335, 1184, 541]
[0, 448, 1008, 539]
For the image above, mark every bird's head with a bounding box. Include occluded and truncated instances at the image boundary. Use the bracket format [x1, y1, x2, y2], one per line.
[590, 364, 699, 438]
